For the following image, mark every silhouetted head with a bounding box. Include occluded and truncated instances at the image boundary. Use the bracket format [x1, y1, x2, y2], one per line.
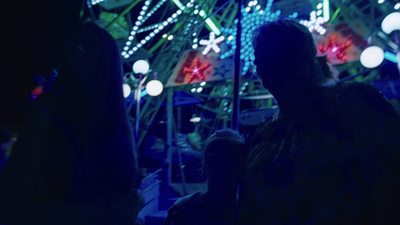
[53, 22, 128, 128]
[55, 22, 124, 104]
[252, 19, 325, 93]
[203, 129, 246, 184]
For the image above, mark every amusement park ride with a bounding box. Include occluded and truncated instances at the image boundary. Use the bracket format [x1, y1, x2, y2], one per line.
[6, 0, 396, 223]
[81, 2, 400, 208]
[87, 0, 399, 151]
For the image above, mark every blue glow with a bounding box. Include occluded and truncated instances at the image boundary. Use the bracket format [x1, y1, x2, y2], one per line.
[141, 90, 148, 97]
[220, 0, 290, 75]
[384, 51, 399, 63]
[290, 12, 298, 18]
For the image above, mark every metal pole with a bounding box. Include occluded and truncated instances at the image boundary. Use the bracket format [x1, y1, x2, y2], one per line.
[232, 0, 242, 130]
[395, 31, 400, 78]
[166, 88, 174, 186]
[135, 74, 143, 153]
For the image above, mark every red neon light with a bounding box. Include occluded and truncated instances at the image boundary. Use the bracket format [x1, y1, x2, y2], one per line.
[182, 58, 210, 83]
[318, 34, 352, 62]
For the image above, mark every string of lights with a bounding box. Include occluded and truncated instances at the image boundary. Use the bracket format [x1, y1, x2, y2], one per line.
[220, 0, 285, 75]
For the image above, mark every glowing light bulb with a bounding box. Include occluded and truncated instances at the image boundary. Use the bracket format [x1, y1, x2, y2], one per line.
[133, 60, 150, 74]
[123, 83, 131, 98]
[146, 80, 163, 96]
[381, 12, 400, 34]
[360, 46, 384, 68]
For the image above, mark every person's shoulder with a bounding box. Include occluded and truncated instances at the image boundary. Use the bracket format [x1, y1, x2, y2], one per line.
[168, 192, 202, 213]
[333, 81, 400, 130]
[333, 81, 394, 109]
[165, 192, 203, 225]
[334, 81, 381, 97]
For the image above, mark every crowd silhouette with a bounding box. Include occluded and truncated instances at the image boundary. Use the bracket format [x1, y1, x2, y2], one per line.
[1, 5, 400, 224]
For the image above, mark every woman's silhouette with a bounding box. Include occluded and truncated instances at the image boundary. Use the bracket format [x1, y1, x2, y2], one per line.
[0, 22, 142, 225]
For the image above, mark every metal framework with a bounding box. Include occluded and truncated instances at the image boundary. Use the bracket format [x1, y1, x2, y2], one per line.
[89, 1, 400, 188]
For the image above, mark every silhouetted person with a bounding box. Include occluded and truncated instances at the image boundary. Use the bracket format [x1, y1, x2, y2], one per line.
[240, 18, 400, 225]
[165, 128, 246, 225]
[0, 22, 142, 225]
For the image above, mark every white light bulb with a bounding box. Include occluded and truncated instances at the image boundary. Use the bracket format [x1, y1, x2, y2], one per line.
[133, 60, 150, 74]
[381, 12, 400, 34]
[146, 80, 163, 96]
[360, 46, 384, 68]
[123, 84, 131, 98]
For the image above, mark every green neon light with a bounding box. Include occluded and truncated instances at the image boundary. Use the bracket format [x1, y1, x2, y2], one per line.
[199, 10, 221, 35]
[171, 0, 184, 10]
[323, 0, 330, 21]
[205, 18, 221, 35]
[330, 7, 340, 22]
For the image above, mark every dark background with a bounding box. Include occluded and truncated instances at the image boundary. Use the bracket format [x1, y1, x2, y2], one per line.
[0, 1, 83, 132]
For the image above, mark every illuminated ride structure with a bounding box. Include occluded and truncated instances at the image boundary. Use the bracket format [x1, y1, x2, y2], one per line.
[86, 0, 400, 203]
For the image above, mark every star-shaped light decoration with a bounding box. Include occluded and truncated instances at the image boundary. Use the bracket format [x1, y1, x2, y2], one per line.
[182, 58, 210, 83]
[318, 34, 352, 62]
[220, 0, 297, 75]
[199, 32, 225, 55]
